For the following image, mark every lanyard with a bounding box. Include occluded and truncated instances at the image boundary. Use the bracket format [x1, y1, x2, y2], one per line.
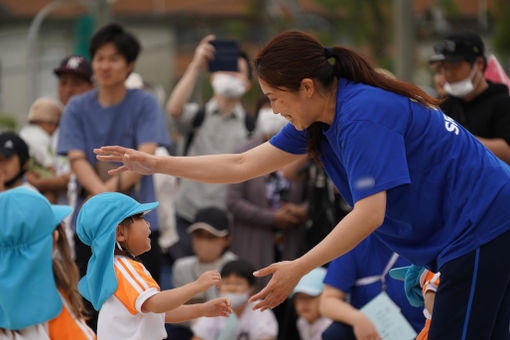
[354, 253, 399, 292]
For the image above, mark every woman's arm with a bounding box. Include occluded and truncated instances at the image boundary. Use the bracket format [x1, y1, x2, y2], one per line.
[95, 142, 301, 184]
[250, 191, 386, 310]
[320, 285, 381, 340]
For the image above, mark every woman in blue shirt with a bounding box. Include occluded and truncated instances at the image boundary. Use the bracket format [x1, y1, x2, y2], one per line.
[96, 31, 510, 339]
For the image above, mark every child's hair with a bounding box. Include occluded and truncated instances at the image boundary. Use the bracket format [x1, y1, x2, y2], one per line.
[53, 223, 87, 319]
[114, 213, 144, 260]
[89, 23, 140, 63]
[221, 259, 256, 287]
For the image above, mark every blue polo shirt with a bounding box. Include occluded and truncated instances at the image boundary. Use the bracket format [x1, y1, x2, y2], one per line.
[57, 88, 170, 231]
[270, 78, 510, 272]
[324, 235, 424, 332]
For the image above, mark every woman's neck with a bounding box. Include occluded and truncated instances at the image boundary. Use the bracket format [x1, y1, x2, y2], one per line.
[318, 81, 338, 125]
[98, 84, 127, 107]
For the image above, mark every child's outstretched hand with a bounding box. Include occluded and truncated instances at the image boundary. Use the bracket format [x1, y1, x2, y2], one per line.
[195, 270, 221, 291]
[202, 297, 232, 317]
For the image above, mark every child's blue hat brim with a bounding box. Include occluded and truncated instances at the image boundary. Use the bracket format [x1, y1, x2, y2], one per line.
[0, 188, 72, 330]
[388, 266, 411, 281]
[76, 192, 158, 310]
[291, 267, 327, 298]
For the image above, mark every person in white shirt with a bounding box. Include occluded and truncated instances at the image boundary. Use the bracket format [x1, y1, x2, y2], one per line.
[291, 267, 332, 340]
[19, 98, 62, 177]
[192, 259, 278, 340]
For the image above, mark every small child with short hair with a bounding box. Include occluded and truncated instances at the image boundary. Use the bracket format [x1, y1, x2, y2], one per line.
[291, 267, 332, 340]
[76, 192, 232, 340]
[0, 187, 95, 339]
[192, 259, 278, 340]
[19, 97, 63, 178]
[172, 207, 237, 304]
[0, 132, 31, 192]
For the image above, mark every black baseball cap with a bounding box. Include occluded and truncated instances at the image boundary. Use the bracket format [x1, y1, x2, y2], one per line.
[430, 31, 485, 64]
[54, 55, 93, 82]
[0, 132, 29, 165]
[187, 207, 231, 237]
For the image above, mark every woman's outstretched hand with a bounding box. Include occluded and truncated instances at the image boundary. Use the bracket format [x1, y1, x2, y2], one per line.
[94, 146, 157, 175]
[249, 260, 306, 311]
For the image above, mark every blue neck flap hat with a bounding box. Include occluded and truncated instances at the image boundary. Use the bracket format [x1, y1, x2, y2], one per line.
[0, 187, 72, 330]
[76, 192, 158, 310]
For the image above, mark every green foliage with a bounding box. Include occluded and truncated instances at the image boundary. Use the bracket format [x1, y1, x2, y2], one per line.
[437, 0, 460, 17]
[312, 0, 392, 63]
[0, 113, 17, 132]
[492, 0, 510, 58]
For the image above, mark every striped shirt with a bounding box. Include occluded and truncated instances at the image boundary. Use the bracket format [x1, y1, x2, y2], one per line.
[97, 256, 166, 340]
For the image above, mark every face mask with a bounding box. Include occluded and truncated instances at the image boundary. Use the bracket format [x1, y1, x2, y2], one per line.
[256, 108, 288, 137]
[212, 74, 246, 99]
[444, 65, 480, 97]
[221, 292, 249, 309]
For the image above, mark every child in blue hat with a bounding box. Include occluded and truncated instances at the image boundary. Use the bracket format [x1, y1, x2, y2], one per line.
[76, 192, 232, 340]
[0, 187, 95, 339]
[291, 267, 332, 340]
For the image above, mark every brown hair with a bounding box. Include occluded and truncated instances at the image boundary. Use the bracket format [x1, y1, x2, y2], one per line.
[254, 31, 441, 162]
[53, 223, 88, 319]
[114, 213, 144, 260]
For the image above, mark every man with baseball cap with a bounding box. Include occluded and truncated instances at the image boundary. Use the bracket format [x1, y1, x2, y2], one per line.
[54, 55, 94, 106]
[0, 131, 31, 192]
[24, 56, 94, 202]
[431, 31, 510, 164]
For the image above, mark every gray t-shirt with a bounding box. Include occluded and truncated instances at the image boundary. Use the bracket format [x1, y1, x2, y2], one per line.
[171, 251, 237, 303]
[172, 99, 250, 221]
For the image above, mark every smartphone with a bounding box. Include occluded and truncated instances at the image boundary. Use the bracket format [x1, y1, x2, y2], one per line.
[208, 40, 240, 72]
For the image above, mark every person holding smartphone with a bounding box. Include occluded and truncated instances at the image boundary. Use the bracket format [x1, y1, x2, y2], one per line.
[166, 35, 253, 261]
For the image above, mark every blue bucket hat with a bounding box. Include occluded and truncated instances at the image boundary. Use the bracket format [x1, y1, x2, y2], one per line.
[291, 267, 327, 298]
[0, 187, 72, 330]
[76, 192, 158, 311]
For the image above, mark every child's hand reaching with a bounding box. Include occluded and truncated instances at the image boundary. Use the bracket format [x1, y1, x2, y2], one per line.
[202, 297, 232, 317]
[195, 270, 221, 292]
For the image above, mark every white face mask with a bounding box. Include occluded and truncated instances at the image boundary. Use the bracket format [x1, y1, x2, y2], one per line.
[212, 74, 247, 99]
[444, 65, 480, 97]
[221, 292, 249, 309]
[256, 108, 288, 137]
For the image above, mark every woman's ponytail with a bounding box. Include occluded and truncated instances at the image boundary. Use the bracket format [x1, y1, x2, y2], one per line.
[255, 31, 441, 164]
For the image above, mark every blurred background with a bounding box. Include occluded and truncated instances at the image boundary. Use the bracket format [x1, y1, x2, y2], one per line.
[0, 0, 509, 130]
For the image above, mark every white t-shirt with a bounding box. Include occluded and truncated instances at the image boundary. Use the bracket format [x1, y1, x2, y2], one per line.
[97, 256, 166, 340]
[0, 325, 49, 340]
[192, 301, 278, 340]
[19, 124, 53, 168]
[296, 316, 332, 340]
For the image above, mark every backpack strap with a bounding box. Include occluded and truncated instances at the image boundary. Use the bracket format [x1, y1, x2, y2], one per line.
[244, 112, 256, 137]
[183, 108, 255, 156]
[183, 107, 206, 156]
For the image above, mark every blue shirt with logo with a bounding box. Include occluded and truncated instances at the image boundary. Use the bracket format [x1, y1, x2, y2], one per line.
[57, 88, 170, 231]
[270, 78, 510, 272]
